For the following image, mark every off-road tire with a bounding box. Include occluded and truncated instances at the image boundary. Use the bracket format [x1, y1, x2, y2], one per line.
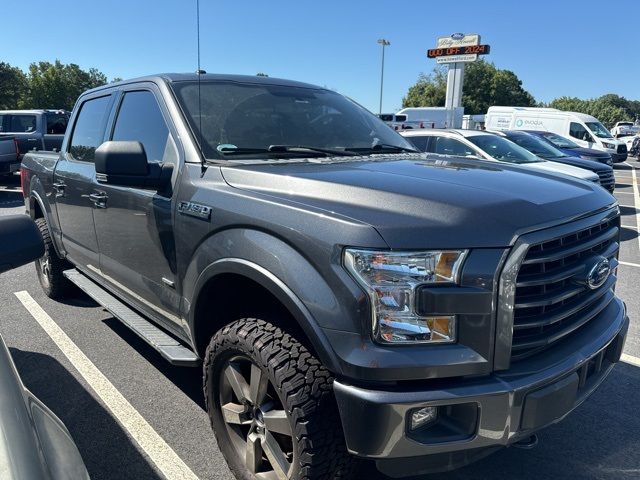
[34, 218, 72, 299]
[203, 318, 356, 480]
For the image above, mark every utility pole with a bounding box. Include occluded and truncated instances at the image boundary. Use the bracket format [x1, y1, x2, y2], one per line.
[377, 38, 390, 115]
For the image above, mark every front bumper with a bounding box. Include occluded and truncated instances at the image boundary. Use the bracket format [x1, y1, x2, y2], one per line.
[333, 299, 628, 477]
[611, 151, 627, 162]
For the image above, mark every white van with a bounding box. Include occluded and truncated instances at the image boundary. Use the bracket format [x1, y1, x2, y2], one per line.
[395, 107, 464, 129]
[485, 107, 628, 162]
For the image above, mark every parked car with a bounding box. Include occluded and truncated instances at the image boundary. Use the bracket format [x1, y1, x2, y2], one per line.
[523, 130, 613, 165]
[0, 135, 20, 176]
[22, 73, 628, 479]
[493, 130, 615, 192]
[485, 107, 628, 162]
[400, 128, 601, 184]
[0, 110, 70, 159]
[610, 121, 635, 137]
[0, 215, 89, 480]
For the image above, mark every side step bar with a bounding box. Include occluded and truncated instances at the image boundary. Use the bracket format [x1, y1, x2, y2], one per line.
[63, 269, 199, 366]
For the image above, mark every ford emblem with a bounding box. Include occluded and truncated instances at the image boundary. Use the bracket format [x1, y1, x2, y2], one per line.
[586, 257, 611, 290]
[451, 33, 465, 40]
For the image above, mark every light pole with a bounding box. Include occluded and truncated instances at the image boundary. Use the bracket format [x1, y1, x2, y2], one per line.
[377, 38, 390, 115]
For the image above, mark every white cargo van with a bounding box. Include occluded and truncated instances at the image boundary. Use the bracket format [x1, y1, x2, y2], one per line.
[485, 107, 628, 162]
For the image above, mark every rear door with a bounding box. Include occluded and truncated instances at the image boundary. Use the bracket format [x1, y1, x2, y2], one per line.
[92, 86, 181, 327]
[4, 114, 40, 155]
[54, 94, 113, 270]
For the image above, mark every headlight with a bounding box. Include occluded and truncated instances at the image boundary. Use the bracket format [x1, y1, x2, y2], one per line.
[602, 142, 615, 149]
[344, 249, 467, 344]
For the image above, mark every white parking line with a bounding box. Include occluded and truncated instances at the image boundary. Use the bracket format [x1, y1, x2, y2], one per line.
[622, 353, 640, 368]
[13, 291, 199, 480]
[619, 260, 640, 268]
[631, 166, 640, 252]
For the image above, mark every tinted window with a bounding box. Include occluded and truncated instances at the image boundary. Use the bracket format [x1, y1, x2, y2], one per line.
[9, 115, 36, 133]
[111, 91, 170, 163]
[431, 137, 475, 156]
[0, 115, 5, 132]
[541, 132, 579, 149]
[171, 81, 412, 160]
[507, 133, 565, 159]
[69, 96, 111, 162]
[569, 122, 592, 142]
[466, 135, 541, 164]
[45, 114, 69, 135]
[407, 136, 428, 152]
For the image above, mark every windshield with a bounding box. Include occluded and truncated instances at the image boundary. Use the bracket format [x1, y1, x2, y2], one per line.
[466, 135, 542, 164]
[585, 121, 613, 139]
[540, 132, 580, 149]
[507, 133, 566, 159]
[171, 81, 413, 160]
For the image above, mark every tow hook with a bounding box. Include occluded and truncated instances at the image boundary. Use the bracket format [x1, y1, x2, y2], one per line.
[512, 434, 539, 450]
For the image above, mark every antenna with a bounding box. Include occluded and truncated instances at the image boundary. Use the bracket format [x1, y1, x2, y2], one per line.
[196, 0, 205, 163]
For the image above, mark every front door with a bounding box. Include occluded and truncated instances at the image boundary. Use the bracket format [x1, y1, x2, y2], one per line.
[54, 94, 112, 270]
[92, 88, 181, 328]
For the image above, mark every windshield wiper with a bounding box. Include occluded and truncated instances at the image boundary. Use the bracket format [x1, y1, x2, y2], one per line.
[217, 145, 358, 157]
[346, 144, 418, 154]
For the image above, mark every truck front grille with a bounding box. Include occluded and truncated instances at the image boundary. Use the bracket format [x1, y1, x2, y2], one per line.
[617, 144, 627, 154]
[510, 213, 619, 361]
[596, 170, 615, 190]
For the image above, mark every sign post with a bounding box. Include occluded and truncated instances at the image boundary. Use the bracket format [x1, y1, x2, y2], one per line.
[427, 33, 490, 128]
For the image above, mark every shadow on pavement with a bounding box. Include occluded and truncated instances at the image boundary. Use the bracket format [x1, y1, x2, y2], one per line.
[9, 347, 161, 480]
[102, 317, 205, 409]
[619, 206, 637, 218]
[620, 227, 639, 241]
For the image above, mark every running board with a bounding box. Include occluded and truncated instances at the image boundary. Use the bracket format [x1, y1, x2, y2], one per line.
[63, 269, 199, 366]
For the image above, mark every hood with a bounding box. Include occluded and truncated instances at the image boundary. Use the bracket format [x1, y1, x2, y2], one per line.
[543, 156, 611, 173]
[220, 155, 615, 249]
[521, 160, 599, 181]
[565, 147, 611, 160]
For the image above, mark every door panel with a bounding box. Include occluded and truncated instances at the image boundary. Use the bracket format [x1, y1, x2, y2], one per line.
[92, 89, 181, 326]
[54, 95, 112, 269]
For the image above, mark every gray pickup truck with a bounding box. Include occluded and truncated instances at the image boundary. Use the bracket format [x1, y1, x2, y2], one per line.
[21, 74, 628, 479]
[0, 110, 69, 159]
[0, 135, 19, 175]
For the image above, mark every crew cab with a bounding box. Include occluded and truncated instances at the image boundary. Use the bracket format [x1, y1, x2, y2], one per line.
[0, 110, 70, 159]
[21, 74, 628, 479]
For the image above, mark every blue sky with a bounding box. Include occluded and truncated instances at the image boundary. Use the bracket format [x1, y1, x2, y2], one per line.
[4, 0, 635, 113]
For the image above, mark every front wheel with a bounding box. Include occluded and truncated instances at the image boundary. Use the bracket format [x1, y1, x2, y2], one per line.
[203, 318, 354, 480]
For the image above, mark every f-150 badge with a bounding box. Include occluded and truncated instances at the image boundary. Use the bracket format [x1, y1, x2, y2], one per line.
[178, 201, 212, 220]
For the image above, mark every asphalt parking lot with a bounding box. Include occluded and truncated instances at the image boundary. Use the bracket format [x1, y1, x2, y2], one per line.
[1, 165, 639, 480]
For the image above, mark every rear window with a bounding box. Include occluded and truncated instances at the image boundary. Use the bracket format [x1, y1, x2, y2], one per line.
[45, 114, 69, 135]
[8, 115, 36, 133]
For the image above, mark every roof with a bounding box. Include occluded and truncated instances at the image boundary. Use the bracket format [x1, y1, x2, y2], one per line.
[400, 128, 490, 138]
[0, 109, 68, 115]
[84, 73, 326, 96]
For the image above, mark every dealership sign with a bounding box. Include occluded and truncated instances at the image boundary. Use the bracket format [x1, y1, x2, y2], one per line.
[428, 33, 490, 64]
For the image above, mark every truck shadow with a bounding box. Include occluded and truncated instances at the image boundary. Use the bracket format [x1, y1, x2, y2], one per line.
[101, 317, 206, 409]
[9, 348, 162, 480]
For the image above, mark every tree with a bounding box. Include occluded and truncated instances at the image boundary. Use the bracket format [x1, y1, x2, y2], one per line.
[548, 95, 630, 128]
[402, 60, 536, 114]
[0, 62, 27, 109]
[20, 60, 109, 110]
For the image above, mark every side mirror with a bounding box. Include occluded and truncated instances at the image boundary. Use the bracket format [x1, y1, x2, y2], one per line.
[94, 141, 172, 190]
[0, 215, 44, 275]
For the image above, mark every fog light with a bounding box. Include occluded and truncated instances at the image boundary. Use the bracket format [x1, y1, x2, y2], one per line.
[410, 406, 438, 430]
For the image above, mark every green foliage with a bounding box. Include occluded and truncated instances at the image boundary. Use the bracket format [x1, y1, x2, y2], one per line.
[19, 60, 108, 110]
[547, 94, 638, 128]
[402, 60, 536, 114]
[0, 60, 113, 111]
[0, 63, 27, 110]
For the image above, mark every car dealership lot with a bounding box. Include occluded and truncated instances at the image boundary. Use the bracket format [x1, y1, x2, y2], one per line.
[1, 168, 640, 480]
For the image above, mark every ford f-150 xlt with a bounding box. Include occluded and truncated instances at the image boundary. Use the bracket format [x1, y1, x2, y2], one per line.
[20, 74, 628, 479]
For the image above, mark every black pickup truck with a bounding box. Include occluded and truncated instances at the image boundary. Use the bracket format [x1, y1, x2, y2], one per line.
[21, 74, 628, 479]
[0, 109, 69, 159]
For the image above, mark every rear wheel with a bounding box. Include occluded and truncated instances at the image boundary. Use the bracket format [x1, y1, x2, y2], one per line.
[203, 318, 354, 480]
[34, 218, 72, 299]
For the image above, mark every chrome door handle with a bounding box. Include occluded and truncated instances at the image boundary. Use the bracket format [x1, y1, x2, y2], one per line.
[89, 192, 108, 208]
[53, 181, 66, 197]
